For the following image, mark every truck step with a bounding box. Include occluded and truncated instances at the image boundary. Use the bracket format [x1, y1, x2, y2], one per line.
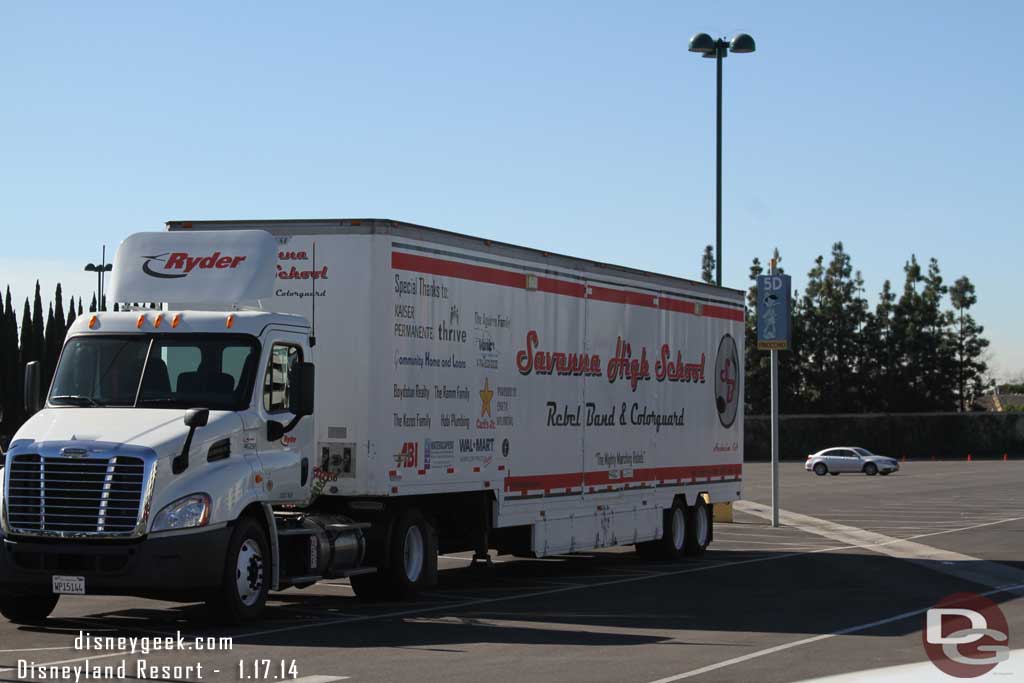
[282, 575, 322, 584]
[275, 528, 316, 537]
[329, 522, 372, 531]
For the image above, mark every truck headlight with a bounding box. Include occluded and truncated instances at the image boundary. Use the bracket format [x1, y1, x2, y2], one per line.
[152, 493, 211, 532]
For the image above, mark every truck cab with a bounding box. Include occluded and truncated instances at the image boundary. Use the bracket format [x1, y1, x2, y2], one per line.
[0, 309, 319, 621]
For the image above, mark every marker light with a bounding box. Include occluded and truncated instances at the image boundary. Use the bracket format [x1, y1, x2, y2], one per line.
[136, 315, 146, 329]
[225, 314, 234, 329]
[153, 313, 163, 328]
[88, 315, 98, 329]
[171, 313, 181, 329]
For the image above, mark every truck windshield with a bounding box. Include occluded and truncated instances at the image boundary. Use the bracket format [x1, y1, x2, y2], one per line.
[49, 334, 259, 411]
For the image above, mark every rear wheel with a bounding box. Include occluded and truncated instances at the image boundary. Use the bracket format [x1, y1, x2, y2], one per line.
[0, 594, 59, 624]
[813, 463, 828, 476]
[685, 497, 711, 556]
[635, 501, 688, 560]
[352, 508, 432, 601]
[864, 463, 878, 476]
[206, 516, 269, 624]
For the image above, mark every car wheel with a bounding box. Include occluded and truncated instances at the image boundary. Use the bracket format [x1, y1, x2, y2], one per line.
[864, 463, 878, 476]
[206, 516, 270, 624]
[813, 463, 828, 476]
[636, 500, 688, 560]
[0, 594, 59, 624]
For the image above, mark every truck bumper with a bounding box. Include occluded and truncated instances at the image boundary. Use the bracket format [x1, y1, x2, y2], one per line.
[0, 526, 231, 602]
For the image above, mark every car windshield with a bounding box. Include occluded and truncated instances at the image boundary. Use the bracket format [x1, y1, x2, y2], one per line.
[49, 334, 259, 411]
[853, 448, 875, 458]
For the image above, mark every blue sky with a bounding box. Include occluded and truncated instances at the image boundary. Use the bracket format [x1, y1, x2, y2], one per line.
[1, 1, 1021, 379]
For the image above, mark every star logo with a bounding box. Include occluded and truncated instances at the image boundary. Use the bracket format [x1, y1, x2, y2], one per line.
[479, 378, 494, 418]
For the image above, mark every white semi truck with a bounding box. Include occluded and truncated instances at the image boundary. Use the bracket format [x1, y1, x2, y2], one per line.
[0, 219, 744, 623]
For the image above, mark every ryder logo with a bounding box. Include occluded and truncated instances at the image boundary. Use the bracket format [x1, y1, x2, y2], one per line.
[142, 251, 247, 279]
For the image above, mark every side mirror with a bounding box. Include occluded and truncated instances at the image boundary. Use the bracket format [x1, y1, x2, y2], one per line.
[173, 408, 210, 475]
[184, 407, 210, 428]
[24, 361, 41, 416]
[267, 419, 285, 442]
[293, 362, 315, 417]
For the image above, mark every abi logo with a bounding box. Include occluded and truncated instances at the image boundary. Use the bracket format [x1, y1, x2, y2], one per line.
[923, 592, 1009, 677]
[395, 442, 419, 469]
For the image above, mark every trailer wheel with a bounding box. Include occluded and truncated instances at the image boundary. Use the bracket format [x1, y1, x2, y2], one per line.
[353, 508, 433, 601]
[685, 497, 711, 556]
[206, 516, 269, 623]
[635, 501, 688, 560]
[0, 594, 59, 624]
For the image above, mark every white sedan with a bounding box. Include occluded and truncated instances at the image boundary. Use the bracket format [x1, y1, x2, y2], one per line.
[805, 447, 900, 476]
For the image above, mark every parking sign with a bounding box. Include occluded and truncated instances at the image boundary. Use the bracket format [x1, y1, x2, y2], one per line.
[756, 274, 791, 351]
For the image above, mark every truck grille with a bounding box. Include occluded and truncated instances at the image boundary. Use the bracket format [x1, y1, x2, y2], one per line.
[5, 454, 146, 536]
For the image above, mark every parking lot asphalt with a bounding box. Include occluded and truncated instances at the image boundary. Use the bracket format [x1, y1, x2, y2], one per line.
[1, 461, 1022, 683]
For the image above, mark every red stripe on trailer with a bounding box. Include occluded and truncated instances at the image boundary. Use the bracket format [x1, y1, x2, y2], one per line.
[447, 467, 455, 474]
[505, 463, 742, 493]
[391, 251, 743, 322]
[473, 466, 481, 472]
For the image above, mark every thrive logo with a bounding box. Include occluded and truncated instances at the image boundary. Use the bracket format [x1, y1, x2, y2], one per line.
[142, 252, 247, 279]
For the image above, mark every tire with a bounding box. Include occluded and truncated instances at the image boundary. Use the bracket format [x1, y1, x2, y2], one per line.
[353, 508, 432, 601]
[813, 463, 828, 476]
[0, 594, 59, 624]
[685, 497, 712, 556]
[206, 516, 270, 624]
[864, 463, 878, 476]
[635, 500, 688, 560]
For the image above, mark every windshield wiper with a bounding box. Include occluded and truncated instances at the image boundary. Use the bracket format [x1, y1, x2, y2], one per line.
[50, 395, 106, 407]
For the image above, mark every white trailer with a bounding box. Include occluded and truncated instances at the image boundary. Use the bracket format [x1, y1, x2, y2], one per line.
[0, 218, 744, 623]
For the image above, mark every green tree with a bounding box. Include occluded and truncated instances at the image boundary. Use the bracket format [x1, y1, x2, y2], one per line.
[949, 276, 988, 411]
[701, 245, 715, 285]
[744, 257, 769, 413]
[66, 296, 77, 330]
[31, 281, 44, 368]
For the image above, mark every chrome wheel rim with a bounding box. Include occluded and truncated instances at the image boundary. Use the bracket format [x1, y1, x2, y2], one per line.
[403, 526, 424, 583]
[671, 507, 685, 550]
[235, 538, 264, 607]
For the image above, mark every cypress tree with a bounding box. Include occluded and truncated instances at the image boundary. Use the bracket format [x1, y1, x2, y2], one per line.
[89, 293, 97, 313]
[66, 296, 77, 330]
[44, 303, 55, 387]
[31, 281, 44, 368]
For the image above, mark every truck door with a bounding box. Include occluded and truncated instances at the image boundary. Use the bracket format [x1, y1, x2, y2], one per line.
[255, 335, 314, 503]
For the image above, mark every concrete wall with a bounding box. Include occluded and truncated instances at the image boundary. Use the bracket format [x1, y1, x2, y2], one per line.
[744, 412, 1024, 461]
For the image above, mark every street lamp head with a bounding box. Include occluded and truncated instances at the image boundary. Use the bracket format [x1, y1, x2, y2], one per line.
[688, 33, 715, 54]
[101, 264, 113, 272]
[729, 33, 756, 54]
[85, 263, 97, 272]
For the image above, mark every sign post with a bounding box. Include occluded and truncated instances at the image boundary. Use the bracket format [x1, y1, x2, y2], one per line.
[756, 264, 791, 528]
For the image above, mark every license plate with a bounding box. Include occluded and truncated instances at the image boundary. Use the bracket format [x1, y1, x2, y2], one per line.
[52, 575, 85, 595]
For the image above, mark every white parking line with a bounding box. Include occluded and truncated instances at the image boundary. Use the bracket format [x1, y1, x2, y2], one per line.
[644, 582, 1024, 682]
[736, 501, 1024, 593]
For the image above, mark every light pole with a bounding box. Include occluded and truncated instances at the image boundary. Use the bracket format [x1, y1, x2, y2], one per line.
[85, 245, 113, 311]
[688, 32, 756, 287]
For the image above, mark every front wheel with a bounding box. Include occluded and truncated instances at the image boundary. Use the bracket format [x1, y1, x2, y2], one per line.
[0, 594, 59, 624]
[864, 463, 878, 476]
[813, 463, 828, 476]
[206, 516, 270, 624]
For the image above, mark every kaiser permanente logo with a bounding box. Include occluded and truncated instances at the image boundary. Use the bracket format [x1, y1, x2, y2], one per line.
[924, 592, 1010, 678]
[142, 251, 247, 279]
